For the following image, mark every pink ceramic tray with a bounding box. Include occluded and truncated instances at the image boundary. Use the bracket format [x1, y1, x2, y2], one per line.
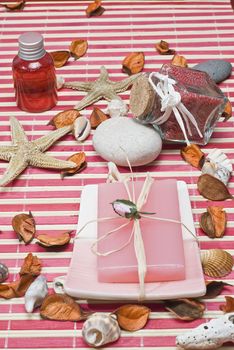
[64, 182, 206, 300]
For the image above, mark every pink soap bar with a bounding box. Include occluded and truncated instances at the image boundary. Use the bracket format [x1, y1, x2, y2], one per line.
[97, 179, 185, 283]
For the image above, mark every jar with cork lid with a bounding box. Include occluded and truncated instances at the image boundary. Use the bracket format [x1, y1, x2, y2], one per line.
[12, 32, 57, 113]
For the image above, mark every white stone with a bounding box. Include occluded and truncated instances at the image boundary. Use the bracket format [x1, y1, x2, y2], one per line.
[93, 117, 162, 167]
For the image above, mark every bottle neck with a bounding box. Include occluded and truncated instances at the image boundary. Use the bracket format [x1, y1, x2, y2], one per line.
[18, 47, 46, 61]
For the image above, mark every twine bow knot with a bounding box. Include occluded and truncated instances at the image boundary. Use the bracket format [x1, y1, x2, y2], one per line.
[148, 72, 203, 145]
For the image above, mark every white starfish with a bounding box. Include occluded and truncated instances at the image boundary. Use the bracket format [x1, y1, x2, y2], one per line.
[0, 117, 77, 187]
[64, 66, 142, 110]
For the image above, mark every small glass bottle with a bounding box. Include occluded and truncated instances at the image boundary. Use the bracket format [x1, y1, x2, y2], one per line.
[12, 32, 57, 113]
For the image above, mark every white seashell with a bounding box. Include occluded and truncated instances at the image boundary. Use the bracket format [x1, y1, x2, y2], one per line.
[73, 117, 91, 142]
[201, 161, 231, 185]
[82, 313, 121, 347]
[106, 162, 130, 183]
[53, 275, 66, 294]
[105, 99, 128, 118]
[207, 148, 232, 172]
[176, 313, 234, 349]
[24, 275, 48, 313]
[56, 76, 65, 90]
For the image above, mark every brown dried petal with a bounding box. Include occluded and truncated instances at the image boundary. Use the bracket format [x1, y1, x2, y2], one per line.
[36, 231, 72, 248]
[48, 109, 80, 129]
[202, 281, 232, 299]
[208, 206, 227, 238]
[155, 40, 175, 55]
[181, 144, 205, 169]
[222, 100, 232, 121]
[12, 212, 36, 244]
[50, 51, 70, 68]
[200, 212, 215, 238]
[220, 296, 234, 313]
[122, 52, 145, 75]
[40, 293, 85, 321]
[70, 40, 88, 60]
[197, 174, 233, 201]
[164, 299, 205, 321]
[4, 1, 25, 10]
[90, 107, 109, 129]
[61, 152, 87, 178]
[114, 304, 151, 331]
[171, 54, 188, 68]
[85, 0, 105, 17]
[20, 253, 42, 277]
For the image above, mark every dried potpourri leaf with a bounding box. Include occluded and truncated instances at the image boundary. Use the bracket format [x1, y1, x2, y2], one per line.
[85, 0, 105, 17]
[4, 1, 25, 10]
[220, 296, 234, 313]
[202, 281, 232, 299]
[12, 211, 36, 244]
[48, 109, 80, 129]
[181, 144, 205, 169]
[197, 174, 233, 201]
[200, 206, 227, 238]
[222, 100, 232, 121]
[90, 107, 109, 128]
[61, 152, 87, 178]
[50, 51, 70, 68]
[114, 304, 151, 331]
[36, 231, 72, 248]
[40, 293, 87, 321]
[155, 40, 175, 55]
[171, 54, 188, 68]
[0, 253, 41, 299]
[70, 40, 88, 60]
[164, 299, 205, 321]
[122, 52, 145, 75]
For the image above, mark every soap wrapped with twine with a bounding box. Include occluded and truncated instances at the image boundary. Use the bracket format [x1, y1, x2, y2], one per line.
[76, 161, 198, 300]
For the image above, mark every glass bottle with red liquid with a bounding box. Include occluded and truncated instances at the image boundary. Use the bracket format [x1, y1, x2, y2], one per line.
[12, 32, 57, 113]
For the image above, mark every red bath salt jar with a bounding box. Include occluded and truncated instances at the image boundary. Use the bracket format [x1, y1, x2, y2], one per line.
[130, 64, 227, 145]
[12, 32, 57, 113]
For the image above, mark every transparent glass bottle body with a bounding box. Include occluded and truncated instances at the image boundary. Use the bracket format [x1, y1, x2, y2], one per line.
[138, 64, 227, 145]
[12, 52, 57, 113]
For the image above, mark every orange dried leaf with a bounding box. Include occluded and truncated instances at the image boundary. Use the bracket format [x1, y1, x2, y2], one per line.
[114, 304, 151, 331]
[48, 109, 80, 129]
[222, 100, 232, 121]
[122, 52, 145, 75]
[200, 206, 227, 239]
[70, 40, 88, 60]
[40, 293, 85, 321]
[36, 231, 72, 248]
[12, 211, 36, 244]
[20, 252, 42, 277]
[4, 1, 25, 10]
[155, 40, 175, 55]
[61, 152, 87, 178]
[181, 144, 205, 169]
[165, 298, 205, 321]
[220, 296, 234, 313]
[50, 51, 70, 68]
[90, 107, 109, 129]
[171, 54, 188, 68]
[85, 0, 105, 17]
[197, 174, 233, 201]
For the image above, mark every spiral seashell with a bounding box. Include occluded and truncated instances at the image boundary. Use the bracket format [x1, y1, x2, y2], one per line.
[207, 149, 232, 172]
[73, 116, 91, 142]
[201, 249, 233, 278]
[0, 263, 8, 283]
[105, 99, 128, 118]
[82, 313, 121, 347]
[201, 161, 231, 185]
[24, 275, 48, 313]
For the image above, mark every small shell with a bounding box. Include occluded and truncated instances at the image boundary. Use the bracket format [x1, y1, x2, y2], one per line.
[24, 275, 48, 313]
[207, 149, 232, 172]
[56, 76, 65, 90]
[201, 249, 234, 278]
[82, 313, 121, 347]
[0, 263, 8, 283]
[202, 161, 231, 185]
[73, 116, 91, 142]
[105, 99, 128, 118]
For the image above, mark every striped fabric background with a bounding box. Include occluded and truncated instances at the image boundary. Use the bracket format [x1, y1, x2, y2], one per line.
[0, 0, 234, 349]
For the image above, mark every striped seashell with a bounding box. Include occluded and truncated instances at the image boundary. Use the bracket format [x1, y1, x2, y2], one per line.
[0, 263, 8, 283]
[201, 249, 234, 278]
[82, 313, 121, 347]
[73, 116, 91, 142]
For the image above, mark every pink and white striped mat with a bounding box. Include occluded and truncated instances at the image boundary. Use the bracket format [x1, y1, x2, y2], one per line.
[0, 1, 234, 349]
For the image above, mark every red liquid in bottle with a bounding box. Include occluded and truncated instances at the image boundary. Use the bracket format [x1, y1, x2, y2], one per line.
[12, 32, 57, 113]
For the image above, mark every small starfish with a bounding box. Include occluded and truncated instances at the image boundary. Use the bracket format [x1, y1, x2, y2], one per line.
[0, 117, 76, 187]
[64, 66, 142, 110]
